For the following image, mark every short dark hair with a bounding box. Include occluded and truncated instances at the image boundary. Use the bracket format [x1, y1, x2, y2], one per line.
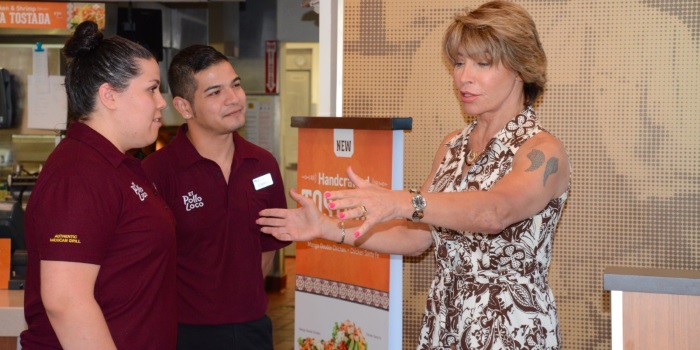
[62, 21, 154, 122]
[443, 1, 547, 106]
[168, 45, 229, 104]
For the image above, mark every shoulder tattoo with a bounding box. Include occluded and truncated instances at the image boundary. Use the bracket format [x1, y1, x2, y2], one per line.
[525, 148, 559, 186]
[525, 149, 545, 171]
[544, 158, 559, 186]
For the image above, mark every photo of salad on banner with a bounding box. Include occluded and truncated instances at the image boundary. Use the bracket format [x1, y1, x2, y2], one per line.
[298, 320, 368, 350]
[67, 3, 105, 30]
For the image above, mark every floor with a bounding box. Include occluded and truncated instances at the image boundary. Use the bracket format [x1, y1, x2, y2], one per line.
[267, 257, 296, 350]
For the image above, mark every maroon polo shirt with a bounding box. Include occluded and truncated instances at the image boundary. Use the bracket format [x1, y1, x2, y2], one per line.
[142, 124, 289, 325]
[20, 122, 177, 350]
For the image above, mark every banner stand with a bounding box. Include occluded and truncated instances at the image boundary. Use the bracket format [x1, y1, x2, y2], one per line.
[291, 116, 411, 350]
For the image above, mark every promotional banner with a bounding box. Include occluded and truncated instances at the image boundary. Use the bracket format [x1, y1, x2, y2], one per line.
[295, 123, 404, 350]
[0, 2, 105, 30]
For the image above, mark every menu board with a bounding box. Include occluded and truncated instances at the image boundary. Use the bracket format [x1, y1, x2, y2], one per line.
[0, 2, 105, 30]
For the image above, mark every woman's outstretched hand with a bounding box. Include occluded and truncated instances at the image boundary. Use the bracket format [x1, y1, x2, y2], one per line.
[325, 166, 407, 238]
[257, 188, 327, 242]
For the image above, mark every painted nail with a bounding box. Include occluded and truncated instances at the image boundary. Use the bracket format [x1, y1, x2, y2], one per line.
[324, 192, 331, 198]
[353, 231, 360, 238]
[328, 202, 336, 209]
[339, 212, 345, 219]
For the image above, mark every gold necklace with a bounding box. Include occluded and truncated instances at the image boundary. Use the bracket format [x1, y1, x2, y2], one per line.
[466, 146, 486, 166]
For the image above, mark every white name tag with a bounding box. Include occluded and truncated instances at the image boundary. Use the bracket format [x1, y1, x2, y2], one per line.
[253, 173, 273, 190]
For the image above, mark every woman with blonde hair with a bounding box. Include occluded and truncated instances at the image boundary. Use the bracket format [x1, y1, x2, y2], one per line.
[259, 1, 569, 348]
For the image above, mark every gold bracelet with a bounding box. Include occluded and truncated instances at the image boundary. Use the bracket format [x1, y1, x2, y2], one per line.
[337, 220, 345, 244]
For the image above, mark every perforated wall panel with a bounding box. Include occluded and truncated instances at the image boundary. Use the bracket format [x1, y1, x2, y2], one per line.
[341, 0, 700, 349]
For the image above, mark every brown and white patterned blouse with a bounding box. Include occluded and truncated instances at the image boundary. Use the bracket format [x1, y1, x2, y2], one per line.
[418, 107, 569, 350]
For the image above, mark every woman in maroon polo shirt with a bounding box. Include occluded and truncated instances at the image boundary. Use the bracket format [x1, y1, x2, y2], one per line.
[20, 21, 177, 349]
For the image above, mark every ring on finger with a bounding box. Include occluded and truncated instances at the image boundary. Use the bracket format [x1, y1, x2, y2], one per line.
[360, 205, 368, 220]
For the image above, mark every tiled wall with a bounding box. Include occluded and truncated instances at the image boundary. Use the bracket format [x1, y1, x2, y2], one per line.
[341, 0, 700, 348]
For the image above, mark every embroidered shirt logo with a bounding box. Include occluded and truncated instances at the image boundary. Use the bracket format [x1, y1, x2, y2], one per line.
[182, 191, 204, 211]
[131, 182, 148, 201]
[49, 234, 81, 244]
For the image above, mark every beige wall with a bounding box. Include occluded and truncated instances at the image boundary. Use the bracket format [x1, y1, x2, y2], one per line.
[341, 0, 700, 348]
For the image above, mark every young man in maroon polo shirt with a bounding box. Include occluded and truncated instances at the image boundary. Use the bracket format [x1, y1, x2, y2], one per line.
[142, 45, 290, 349]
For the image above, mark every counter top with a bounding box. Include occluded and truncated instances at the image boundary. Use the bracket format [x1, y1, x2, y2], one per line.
[0, 290, 25, 337]
[603, 266, 700, 296]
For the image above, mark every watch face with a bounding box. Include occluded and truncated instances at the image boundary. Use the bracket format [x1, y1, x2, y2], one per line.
[412, 196, 427, 209]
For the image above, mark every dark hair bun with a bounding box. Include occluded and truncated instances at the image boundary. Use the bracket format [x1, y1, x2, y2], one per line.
[62, 21, 103, 59]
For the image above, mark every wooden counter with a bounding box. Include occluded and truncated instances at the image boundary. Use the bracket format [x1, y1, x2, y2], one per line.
[604, 267, 700, 350]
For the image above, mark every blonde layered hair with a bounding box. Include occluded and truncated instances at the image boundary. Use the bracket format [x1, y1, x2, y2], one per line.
[444, 1, 547, 106]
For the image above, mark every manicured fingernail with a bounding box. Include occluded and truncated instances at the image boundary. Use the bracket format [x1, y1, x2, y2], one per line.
[338, 212, 345, 219]
[324, 192, 331, 198]
[353, 231, 360, 238]
[328, 202, 336, 209]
